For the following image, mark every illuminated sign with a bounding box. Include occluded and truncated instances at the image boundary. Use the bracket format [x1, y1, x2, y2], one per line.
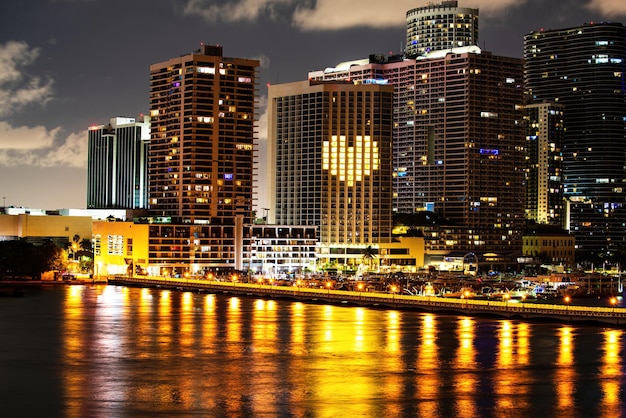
[479, 148, 499, 156]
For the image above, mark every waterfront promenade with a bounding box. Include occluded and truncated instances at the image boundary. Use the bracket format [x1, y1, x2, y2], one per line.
[108, 276, 626, 327]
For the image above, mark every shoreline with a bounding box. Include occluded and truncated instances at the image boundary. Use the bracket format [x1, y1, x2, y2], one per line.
[107, 276, 626, 327]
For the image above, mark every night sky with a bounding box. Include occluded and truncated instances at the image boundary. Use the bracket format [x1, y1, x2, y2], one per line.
[0, 0, 624, 210]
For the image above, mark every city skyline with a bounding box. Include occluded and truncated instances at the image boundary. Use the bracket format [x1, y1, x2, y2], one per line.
[1, 0, 626, 210]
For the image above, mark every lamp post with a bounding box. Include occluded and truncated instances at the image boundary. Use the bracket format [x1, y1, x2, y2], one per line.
[564, 295, 571, 316]
[391, 285, 398, 303]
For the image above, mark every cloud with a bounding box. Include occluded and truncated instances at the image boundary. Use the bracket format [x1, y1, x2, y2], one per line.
[0, 40, 86, 169]
[41, 130, 89, 168]
[182, 0, 294, 22]
[0, 122, 87, 168]
[293, 0, 527, 30]
[0, 41, 54, 117]
[0, 122, 58, 150]
[182, 0, 528, 30]
[585, 0, 626, 15]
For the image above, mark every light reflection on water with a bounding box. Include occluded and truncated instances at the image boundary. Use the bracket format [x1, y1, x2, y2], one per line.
[2, 284, 624, 417]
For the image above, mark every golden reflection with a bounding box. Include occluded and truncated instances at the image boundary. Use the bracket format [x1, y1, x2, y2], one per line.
[178, 292, 194, 351]
[250, 298, 279, 415]
[382, 311, 402, 418]
[136, 287, 153, 358]
[227, 297, 242, 344]
[202, 294, 217, 355]
[454, 317, 477, 418]
[555, 326, 575, 414]
[417, 314, 440, 417]
[309, 306, 388, 417]
[290, 302, 306, 353]
[599, 329, 623, 417]
[494, 321, 531, 413]
[62, 285, 86, 418]
[354, 307, 366, 352]
[252, 298, 277, 354]
[322, 305, 335, 349]
[157, 291, 172, 349]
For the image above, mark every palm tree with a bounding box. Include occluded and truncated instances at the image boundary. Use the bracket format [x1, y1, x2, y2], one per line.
[361, 245, 377, 271]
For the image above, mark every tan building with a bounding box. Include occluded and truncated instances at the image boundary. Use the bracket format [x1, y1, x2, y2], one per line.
[0, 213, 92, 247]
[522, 231, 575, 269]
[92, 220, 150, 278]
[379, 237, 425, 273]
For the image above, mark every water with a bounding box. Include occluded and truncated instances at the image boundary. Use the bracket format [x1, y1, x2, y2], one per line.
[0, 284, 624, 417]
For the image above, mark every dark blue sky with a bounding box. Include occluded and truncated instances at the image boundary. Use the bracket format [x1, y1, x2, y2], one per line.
[0, 0, 624, 210]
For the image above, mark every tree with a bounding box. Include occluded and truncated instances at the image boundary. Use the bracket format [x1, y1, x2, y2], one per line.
[0, 239, 67, 279]
[361, 245, 377, 271]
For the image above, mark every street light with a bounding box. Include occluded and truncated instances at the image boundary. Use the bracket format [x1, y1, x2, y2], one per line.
[463, 289, 471, 309]
[326, 281, 332, 296]
[610, 296, 617, 315]
[564, 295, 571, 315]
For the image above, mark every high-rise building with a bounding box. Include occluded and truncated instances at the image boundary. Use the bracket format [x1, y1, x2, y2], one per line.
[87, 116, 150, 209]
[267, 80, 394, 268]
[149, 44, 259, 225]
[309, 48, 526, 261]
[146, 45, 260, 273]
[524, 103, 564, 225]
[524, 23, 626, 256]
[406, 0, 479, 57]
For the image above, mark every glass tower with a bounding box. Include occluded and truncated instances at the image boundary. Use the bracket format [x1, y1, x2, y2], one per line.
[87, 116, 150, 209]
[524, 22, 626, 256]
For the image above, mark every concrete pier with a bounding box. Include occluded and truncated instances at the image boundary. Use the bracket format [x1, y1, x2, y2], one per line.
[108, 276, 626, 327]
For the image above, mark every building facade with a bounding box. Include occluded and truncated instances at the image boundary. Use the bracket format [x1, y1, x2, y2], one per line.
[309, 48, 526, 265]
[149, 44, 259, 225]
[522, 230, 576, 269]
[524, 103, 564, 225]
[146, 45, 260, 274]
[405, 0, 479, 57]
[268, 80, 394, 271]
[87, 116, 150, 209]
[524, 22, 626, 257]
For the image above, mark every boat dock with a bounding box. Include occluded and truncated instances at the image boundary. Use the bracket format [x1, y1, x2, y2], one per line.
[108, 276, 626, 327]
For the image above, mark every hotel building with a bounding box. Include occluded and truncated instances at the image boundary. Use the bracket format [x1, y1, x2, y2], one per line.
[267, 80, 395, 270]
[405, 0, 479, 57]
[309, 48, 526, 264]
[524, 22, 626, 256]
[87, 116, 150, 209]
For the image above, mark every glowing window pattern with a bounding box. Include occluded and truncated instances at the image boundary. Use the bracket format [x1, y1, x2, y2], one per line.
[322, 135, 379, 186]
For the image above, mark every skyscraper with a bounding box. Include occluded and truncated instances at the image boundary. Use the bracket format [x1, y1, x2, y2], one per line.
[87, 116, 150, 209]
[146, 45, 260, 273]
[309, 48, 526, 260]
[524, 103, 564, 225]
[406, 0, 479, 57]
[149, 44, 260, 225]
[524, 23, 626, 256]
[268, 80, 394, 268]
